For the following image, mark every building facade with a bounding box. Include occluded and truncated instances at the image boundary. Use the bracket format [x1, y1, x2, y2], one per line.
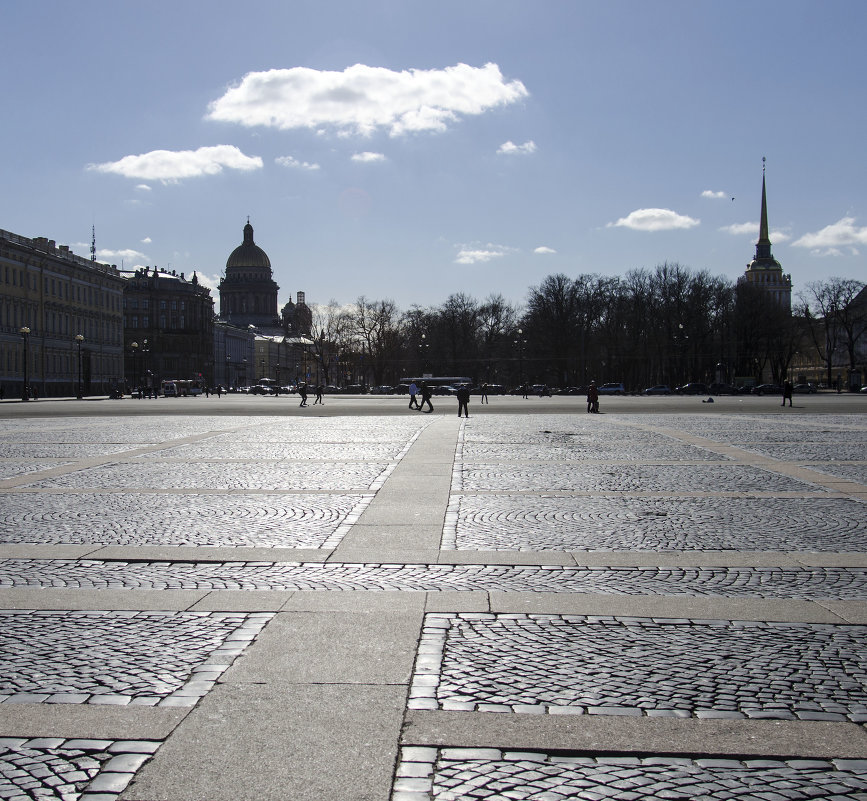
[122, 267, 214, 391]
[0, 228, 123, 398]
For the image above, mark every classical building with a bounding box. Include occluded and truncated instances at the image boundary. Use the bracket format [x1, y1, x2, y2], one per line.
[0, 228, 123, 398]
[218, 221, 311, 336]
[739, 165, 792, 312]
[219, 221, 281, 330]
[122, 267, 214, 391]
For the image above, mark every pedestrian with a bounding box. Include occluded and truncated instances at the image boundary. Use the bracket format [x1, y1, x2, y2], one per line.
[205, 386, 210, 397]
[587, 381, 599, 414]
[298, 382, 308, 407]
[419, 381, 434, 413]
[522, 382, 529, 399]
[216, 385, 222, 398]
[314, 384, 324, 404]
[408, 381, 420, 410]
[782, 380, 793, 407]
[480, 383, 489, 404]
[0, 385, 5, 401]
[456, 384, 470, 418]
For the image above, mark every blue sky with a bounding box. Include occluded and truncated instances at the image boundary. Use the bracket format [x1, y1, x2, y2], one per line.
[2, 0, 865, 312]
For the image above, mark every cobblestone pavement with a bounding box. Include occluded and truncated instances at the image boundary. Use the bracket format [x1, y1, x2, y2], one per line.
[453, 462, 831, 493]
[408, 613, 867, 721]
[0, 610, 271, 706]
[0, 738, 160, 801]
[0, 409, 865, 800]
[0, 492, 369, 548]
[2, 559, 867, 598]
[445, 495, 867, 551]
[393, 748, 867, 801]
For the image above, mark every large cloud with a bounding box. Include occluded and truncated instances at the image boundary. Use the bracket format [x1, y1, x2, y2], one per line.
[608, 208, 700, 232]
[792, 216, 867, 255]
[207, 63, 529, 137]
[88, 145, 262, 182]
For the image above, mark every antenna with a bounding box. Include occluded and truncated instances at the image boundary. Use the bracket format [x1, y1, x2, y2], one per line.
[762, 155, 766, 175]
[90, 225, 96, 262]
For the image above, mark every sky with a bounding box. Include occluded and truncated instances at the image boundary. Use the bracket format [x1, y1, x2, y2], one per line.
[2, 0, 865, 314]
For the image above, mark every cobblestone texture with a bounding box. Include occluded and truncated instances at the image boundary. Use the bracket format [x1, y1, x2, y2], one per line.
[736, 442, 867, 462]
[804, 462, 867, 484]
[0, 610, 271, 705]
[0, 492, 370, 548]
[409, 614, 867, 721]
[1, 560, 866, 599]
[136, 441, 407, 461]
[393, 747, 867, 801]
[445, 495, 867, 551]
[454, 463, 827, 493]
[0, 461, 71, 480]
[459, 441, 728, 462]
[0, 737, 160, 801]
[22, 461, 394, 491]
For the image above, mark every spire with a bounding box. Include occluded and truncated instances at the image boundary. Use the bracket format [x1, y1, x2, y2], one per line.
[243, 219, 254, 245]
[754, 157, 773, 260]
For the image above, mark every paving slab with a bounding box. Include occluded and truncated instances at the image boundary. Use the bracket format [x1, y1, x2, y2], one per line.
[0, 588, 208, 611]
[402, 709, 867, 758]
[123, 683, 407, 801]
[0, 704, 186, 740]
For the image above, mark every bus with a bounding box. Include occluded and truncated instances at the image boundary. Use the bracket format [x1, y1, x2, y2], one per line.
[161, 379, 203, 397]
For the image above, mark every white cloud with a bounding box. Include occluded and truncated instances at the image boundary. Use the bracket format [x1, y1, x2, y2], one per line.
[719, 222, 790, 242]
[351, 151, 386, 163]
[608, 208, 700, 232]
[701, 189, 727, 199]
[207, 62, 528, 137]
[141, 237, 152, 244]
[97, 248, 148, 264]
[275, 155, 320, 170]
[194, 272, 221, 298]
[135, 184, 152, 192]
[792, 216, 867, 256]
[454, 243, 514, 264]
[534, 246, 556, 254]
[497, 140, 537, 155]
[87, 145, 263, 183]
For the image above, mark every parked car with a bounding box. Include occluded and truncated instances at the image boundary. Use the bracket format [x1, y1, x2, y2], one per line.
[792, 383, 817, 394]
[370, 385, 393, 395]
[532, 384, 553, 397]
[709, 383, 738, 395]
[642, 385, 672, 396]
[753, 383, 782, 396]
[598, 382, 626, 395]
[676, 383, 708, 395]
[433, 385, 457, 395]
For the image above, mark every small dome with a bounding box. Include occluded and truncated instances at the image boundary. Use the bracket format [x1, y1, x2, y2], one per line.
[226, 222, 271, 270]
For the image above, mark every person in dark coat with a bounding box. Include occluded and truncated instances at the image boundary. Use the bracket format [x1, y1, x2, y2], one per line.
[587, 381, 599, 414]
[782, 380, 793, 407]
[456, 385, 470, 418]
[419, 382, 434, 413]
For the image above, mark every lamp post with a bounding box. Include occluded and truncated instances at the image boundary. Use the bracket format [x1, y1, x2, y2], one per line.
[226, 355, 232, 391]
[140, 339, 151, 397]
[19, 326, 30, 401]
[75, 334, 84, 399]
[514, 328, 527, 393]
[418, 333, 429, 375]
[274, 363, 280, 395]
[130, 341, 139, 397]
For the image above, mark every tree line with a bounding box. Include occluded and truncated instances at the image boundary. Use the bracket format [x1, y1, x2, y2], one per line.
[305, 264, 866, 391]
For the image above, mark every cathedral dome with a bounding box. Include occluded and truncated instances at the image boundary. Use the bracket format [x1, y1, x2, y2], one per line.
[226, 221, 271, 271]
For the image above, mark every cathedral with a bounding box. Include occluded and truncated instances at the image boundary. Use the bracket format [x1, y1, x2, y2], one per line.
[218, 221, 310, 335]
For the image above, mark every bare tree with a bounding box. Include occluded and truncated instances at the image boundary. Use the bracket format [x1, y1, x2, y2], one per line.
[347, 296, 405, 386]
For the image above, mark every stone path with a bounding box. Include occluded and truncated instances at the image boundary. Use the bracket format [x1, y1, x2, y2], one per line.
[0, 405, 865, 800]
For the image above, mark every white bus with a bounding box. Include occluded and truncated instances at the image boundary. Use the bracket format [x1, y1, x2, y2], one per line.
[161, 379, 203, 397]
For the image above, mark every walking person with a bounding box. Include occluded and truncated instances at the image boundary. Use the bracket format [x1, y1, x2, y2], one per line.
[298, 382, 308, 407]
[314, 384, 324, 404]
[480, 383, 489, 404]
[408, 381, 420, 410]
[419, 381, 434, 413]
[456, 384, 470, 418]
[782, 380, 793, 407]
[587, 381, 599, 414]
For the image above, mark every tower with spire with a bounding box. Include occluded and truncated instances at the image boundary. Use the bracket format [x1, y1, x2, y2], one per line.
[739, 158, 792, 311]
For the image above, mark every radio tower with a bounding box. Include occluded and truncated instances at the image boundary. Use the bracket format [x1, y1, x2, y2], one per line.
[90, 225, 96, 262]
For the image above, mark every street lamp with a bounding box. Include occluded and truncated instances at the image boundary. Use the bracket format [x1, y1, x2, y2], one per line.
[274, 363, 280, 394]
[130, 341, 139, 397]
[418, 333, 429, 374]
[19, 326, 30, 401]
[514, 328, 527, 392]
[75, 334, 84, 399]
[226, 354, 232, 391]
